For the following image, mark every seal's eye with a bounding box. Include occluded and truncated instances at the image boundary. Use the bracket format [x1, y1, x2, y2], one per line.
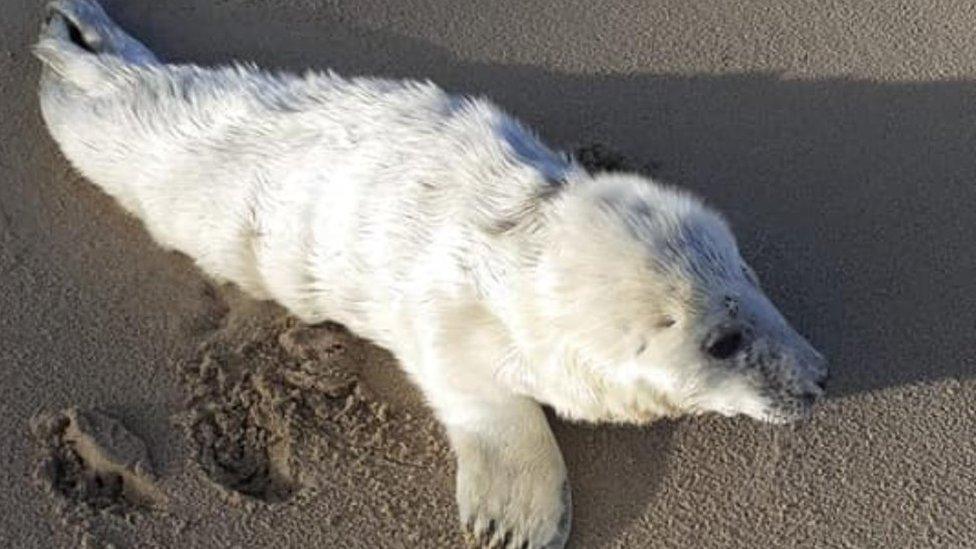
[707, 331, 744, 360]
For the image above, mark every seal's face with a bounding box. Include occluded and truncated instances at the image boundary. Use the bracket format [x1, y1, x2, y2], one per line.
[615, 193, 827, 424]
[605, 256, 829, 424]
[676, 267, 829, 423]
[538, 174, 828, 424]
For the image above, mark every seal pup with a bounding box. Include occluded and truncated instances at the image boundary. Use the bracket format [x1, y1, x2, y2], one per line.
[34, 2, 828, 546]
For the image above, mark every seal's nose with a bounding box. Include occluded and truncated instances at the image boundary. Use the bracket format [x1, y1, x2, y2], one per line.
[815, 368, 830, 392]
[814, 355, 830, 392]
[795, 354, 828, 404]
[804, 347, 829, 388]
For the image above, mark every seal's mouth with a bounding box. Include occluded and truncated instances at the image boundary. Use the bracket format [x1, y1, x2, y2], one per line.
[761, 390, 823, 424]
[756, 355, 829, 424]
[764, 408, 811, 424]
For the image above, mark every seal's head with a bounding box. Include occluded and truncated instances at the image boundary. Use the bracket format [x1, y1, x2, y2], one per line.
[531, 173, 828, 424]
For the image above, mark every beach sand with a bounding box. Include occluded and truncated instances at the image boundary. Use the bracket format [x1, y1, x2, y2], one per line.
[2, 1, 974, 547]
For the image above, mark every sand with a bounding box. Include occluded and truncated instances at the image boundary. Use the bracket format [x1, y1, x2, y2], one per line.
[2, 0, 975, 547]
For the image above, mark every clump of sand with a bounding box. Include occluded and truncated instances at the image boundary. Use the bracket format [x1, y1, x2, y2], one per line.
[574, 142, 660, 175]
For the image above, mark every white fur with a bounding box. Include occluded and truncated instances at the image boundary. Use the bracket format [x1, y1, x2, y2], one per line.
[34, 2, 828, 546]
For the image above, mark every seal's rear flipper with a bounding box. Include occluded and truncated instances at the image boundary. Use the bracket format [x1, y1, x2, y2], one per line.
[35, 1, 159, 93]
[35, 13, 96, 83]
[45, 0, 159, 64]
[57, 11, 96, 53]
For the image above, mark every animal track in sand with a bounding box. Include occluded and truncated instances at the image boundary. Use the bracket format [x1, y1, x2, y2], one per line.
[31, 408, 165, 514]
[178, 292, 422, 504]
[188, 401, 298, 503]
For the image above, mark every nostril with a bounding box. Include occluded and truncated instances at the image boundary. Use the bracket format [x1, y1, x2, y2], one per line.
[817, 370, 830, 391]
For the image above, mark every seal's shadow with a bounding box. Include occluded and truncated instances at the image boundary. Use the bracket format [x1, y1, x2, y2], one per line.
[137, 8, 976, 399]
[100, 1, 976, 546]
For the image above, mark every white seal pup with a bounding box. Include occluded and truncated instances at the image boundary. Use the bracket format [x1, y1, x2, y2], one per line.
[34, 2, 829, 547]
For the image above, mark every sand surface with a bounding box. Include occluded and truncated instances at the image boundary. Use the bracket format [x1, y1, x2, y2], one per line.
[2, 1, 975, 547]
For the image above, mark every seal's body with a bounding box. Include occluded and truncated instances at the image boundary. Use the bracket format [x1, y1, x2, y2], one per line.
[35, 2, 828, 547]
